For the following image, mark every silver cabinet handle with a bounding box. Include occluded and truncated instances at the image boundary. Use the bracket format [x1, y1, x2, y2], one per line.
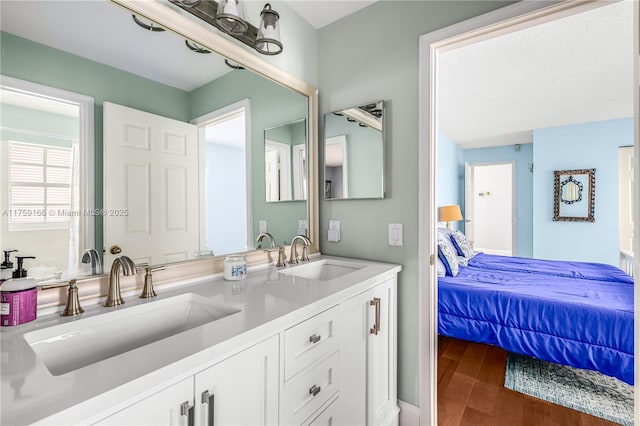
[180, 401, 194, 426]
[370, 297, 381, 335]
[309, 384, 321, 397]
[309, 334, 321, 344]
[201, 391, 215, 426]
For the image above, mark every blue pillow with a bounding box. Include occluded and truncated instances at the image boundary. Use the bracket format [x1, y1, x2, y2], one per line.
[437, 228, 459, 259]
[437, 234, 459, 276]
[451, 230, 476, 259]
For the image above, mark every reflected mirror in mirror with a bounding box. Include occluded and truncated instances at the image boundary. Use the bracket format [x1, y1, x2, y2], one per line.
[264, 119, 307, 202]
[324, 101, 384, 200]
[1, 0, 310, 275]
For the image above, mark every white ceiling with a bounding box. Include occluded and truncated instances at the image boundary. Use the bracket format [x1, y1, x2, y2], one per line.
[438, 0, 634, 149]
[283, 1, 379, 29]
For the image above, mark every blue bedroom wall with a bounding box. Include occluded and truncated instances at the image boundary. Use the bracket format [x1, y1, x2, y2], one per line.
[464, 143, 534, 257]
[437, 132, 465, 230]
[533, 118, 632, 266]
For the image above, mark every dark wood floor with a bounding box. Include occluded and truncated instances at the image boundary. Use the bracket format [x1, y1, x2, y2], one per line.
[437, 336, 619, 426]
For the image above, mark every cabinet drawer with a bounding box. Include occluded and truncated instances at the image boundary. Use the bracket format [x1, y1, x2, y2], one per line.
[303, 395, 339, 426]
[284, 306, 338, 379]
[281, 351, 339, 426]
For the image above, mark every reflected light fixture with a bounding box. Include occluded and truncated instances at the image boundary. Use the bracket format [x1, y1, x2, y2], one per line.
[170, 0, 283, 56]
[439, 205, 463, 229]
[216, 0, 248, 34]
[255, 3, 282, 55]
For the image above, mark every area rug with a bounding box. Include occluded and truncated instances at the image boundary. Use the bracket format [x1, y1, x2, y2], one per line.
[504, 353, 633, 425]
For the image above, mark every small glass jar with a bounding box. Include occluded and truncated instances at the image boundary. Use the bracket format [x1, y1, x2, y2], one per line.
[224, 255, 247, 281]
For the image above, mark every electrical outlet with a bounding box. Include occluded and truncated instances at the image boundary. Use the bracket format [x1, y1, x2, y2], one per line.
[259, 220, 267, 234]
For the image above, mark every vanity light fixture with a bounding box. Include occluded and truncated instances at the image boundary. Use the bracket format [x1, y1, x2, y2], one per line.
[185, 40, 211, 53]
[169, 0, 283, 56]
[131, 15, 165, 32]
[224, 59, 245, 70]
[255, 3, 282, 55]
[216, 0, 248, 34]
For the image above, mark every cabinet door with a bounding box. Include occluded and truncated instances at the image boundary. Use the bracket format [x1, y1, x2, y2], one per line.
[93, 377, 194, 426]
[367, 279, 397, 426]
[338, 278, 397, 426]
[195, 335, 279, 426]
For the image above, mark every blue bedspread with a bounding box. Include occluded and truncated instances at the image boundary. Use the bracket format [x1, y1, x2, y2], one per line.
[438, 254, 634, 384]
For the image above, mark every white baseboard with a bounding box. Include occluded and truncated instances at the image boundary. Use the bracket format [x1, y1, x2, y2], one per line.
[398, 400, 420, 426]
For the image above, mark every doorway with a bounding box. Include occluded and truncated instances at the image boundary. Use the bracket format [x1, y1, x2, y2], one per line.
[418, 2, 639, 424]
[465, 162, 514, 256]
[192, 99, 251, 256]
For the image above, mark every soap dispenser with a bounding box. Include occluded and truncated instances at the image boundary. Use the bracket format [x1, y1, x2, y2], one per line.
[12, 256, 36, 279]
[1, 250, 18, 284]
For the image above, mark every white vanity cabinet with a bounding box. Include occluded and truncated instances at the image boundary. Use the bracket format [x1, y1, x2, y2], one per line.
[93, 335, 279, 426]
[19, 261, 401, 426]
[338, 277, 398, 426]
[93, 377, 194, 426]
[194, 335, 279, 426]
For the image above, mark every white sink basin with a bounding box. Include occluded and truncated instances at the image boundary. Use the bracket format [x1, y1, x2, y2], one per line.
[24, 293, 240, 376]
[278, 258, 367, 281]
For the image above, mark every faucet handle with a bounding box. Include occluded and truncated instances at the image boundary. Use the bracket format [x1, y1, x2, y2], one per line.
[300, 245, 310, 262]
[62, 279, 84, 317]
[41, 279, 84, 316]
[139, 265, 164, 299]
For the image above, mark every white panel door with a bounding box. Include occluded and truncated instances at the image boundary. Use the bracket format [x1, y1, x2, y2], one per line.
[103, 102, 199, 268]
[194, 335, 279, 426]
[467, 162, 514, 256]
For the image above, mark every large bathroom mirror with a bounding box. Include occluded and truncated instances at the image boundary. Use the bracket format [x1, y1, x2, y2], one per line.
[0, 0, 317, 277]
[324, 101, 384, 200]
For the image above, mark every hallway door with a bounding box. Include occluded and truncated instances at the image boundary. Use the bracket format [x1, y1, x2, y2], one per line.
[466, 162, 514, 256]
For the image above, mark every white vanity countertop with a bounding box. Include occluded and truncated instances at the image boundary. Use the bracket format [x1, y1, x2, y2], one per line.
[1, 255, 401, 425]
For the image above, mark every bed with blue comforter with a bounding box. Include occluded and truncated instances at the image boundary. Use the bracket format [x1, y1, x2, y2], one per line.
[438, 252, 634, 385]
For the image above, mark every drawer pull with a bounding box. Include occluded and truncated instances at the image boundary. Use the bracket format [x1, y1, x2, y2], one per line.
[180, 401, 195, 426]
[309, 334, 321, 344]
[370, 297, 381, 335]
[309, 384, 322, 397]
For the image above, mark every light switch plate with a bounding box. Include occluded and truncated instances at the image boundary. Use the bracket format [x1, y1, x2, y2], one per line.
[259, 220, 267, 234]
[389, 223, 403, 246]
[328, 220, 341, 242]
[297, 219, 307, 236]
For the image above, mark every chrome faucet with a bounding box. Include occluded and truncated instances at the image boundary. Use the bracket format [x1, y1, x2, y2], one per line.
[104, 256, 136, 307]
[81, 248, 102, 275]
[257, 232, 287, 267]
[288, 235, 311, 264]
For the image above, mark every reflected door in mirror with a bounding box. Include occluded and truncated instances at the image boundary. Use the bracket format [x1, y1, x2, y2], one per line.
[103, 102, 200, 269]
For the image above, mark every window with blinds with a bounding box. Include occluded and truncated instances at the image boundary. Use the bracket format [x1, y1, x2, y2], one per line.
[8, 141, 73, 230]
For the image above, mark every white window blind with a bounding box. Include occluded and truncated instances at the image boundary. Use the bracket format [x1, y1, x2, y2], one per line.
[8, 141, 72, 229]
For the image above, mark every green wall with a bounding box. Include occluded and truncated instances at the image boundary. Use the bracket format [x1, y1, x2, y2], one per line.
[0, 32, 190, 252]
[318, 1, 515, 406]
[0, 104, 78, 148]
